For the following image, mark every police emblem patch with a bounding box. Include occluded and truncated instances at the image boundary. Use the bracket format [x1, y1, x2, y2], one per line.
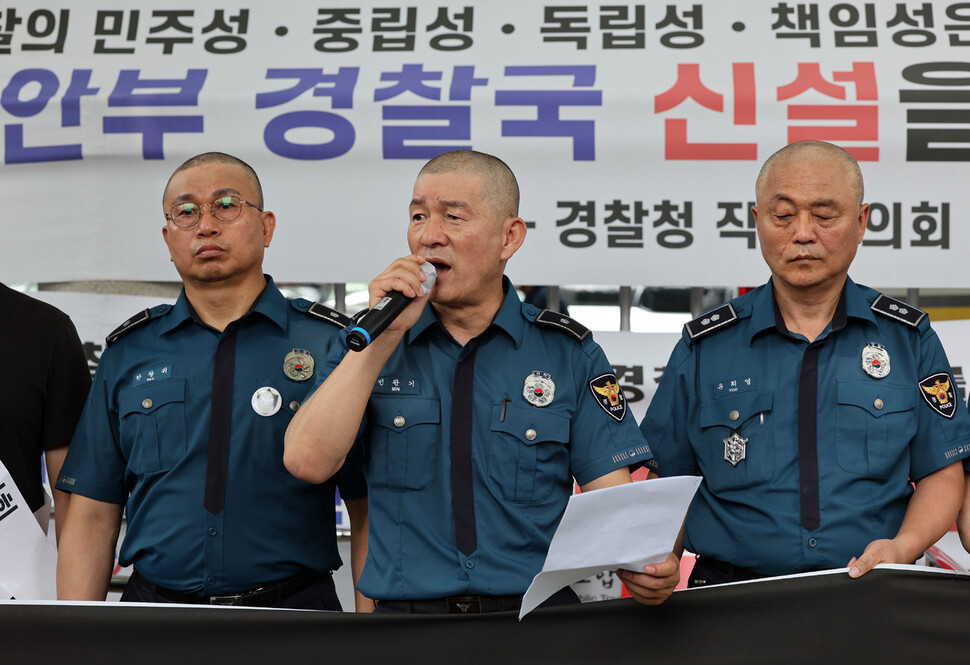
[723, 429, 747, 466]
[919, 372, 957, 419]
[283, 349, 314, 382]
[588, 373, 626, 422]
[861, 343, 890, 379]
[523, 371, 555, 407]
[251, 386, 282, 417]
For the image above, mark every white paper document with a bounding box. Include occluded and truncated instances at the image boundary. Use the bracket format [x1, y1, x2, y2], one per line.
[519, 476, 701, 619]
[0, 460, 58, 600]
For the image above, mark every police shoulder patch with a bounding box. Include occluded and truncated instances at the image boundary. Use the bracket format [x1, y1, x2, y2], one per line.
[589, 373, 626, 422]
[871, 294, 926, 328]
[535, 309, 590, 343]
[306, 302, 353, 328]
[106, 308, 155, 346]
[685, 303, 738, 342]
[919, 372, 957, 419]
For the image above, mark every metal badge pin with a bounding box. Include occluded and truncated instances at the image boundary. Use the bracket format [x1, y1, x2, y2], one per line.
[283, 349, 315, 382]
[523, 371, 555, 407]
[861, 343, 891, 379]
[251, 386, 282, 417]
[723, 428, 747, 466]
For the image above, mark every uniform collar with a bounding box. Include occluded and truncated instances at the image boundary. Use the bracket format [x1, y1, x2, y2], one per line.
[749, 276, 874, 342]
[159, 275, 287, 336]
[842, 276, 879, 325]
[406, 276, 524, 348]
[747, 280, 782, 339]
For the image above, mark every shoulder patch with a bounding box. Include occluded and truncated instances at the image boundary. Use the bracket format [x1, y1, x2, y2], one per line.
[871, 294, 926, 328]
[685, 303, 738, 342]
[307, 302, 353, 328]
[919, 372, 957, 419]
[106, 309, 153, 346]
[534, 309, 590, 343]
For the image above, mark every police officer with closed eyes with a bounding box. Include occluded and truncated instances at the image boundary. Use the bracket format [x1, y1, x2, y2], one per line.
[639, 141, 970, 590]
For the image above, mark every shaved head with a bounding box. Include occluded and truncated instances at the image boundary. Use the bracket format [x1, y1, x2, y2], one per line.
[756, 140, 864, 207]
[419, 150, 519, 219]
[164, 152, 263, 208]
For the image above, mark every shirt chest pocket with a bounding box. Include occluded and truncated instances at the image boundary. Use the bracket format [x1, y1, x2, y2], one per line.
[366, 396, 440, 492]
[119, 380, 187, 474]
[836, 381, 916, 479]
[248, 377, 300, 473]
[488, 404, 570, 504]
[698, 390, 774, 492]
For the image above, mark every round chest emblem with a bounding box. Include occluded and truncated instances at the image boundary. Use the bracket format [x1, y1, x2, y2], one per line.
[861, 343, 891, 379]
[252, 386, 282, 417]
[283, 349, 314, 382]
[523, 371, 555, 407]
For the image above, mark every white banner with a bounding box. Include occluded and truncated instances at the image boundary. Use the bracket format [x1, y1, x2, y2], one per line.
[1, 1, 965, 287]
[0, 459, 57, 600]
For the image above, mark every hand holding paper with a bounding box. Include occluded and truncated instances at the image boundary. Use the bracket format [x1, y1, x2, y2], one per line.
[519, 476, 701, 619]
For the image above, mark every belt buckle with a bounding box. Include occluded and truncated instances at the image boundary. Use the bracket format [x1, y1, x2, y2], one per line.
[447, 596, 482, 614]
[208, 593, 247, 606]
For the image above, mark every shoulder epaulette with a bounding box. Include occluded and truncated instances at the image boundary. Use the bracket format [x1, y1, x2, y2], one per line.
[870, 294, 926, 328]
[685, 303, 739, 342]
[534, 309, 590, 343]
[106, 308, 153, 346]
[307, 302, 353, 328]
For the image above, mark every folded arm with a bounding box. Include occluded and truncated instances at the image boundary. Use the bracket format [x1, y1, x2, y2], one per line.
[284, 257, 432, 484]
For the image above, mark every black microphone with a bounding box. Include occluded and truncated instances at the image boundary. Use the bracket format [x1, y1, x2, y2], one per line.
[346, 262, 437, 352]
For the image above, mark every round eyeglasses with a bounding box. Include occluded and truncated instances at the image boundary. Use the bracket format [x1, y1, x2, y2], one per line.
[165, 195, 262, 229]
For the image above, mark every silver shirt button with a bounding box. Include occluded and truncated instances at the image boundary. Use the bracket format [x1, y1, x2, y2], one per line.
[873, 398, 884, 410]
[525, 429, 537, 441]
[141, 398, 153, 409]
[393, 415, 406, 428]
[729, 410, 740, 421]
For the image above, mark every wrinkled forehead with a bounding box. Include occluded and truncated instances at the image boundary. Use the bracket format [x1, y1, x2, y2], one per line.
[412, 171, 486, 206]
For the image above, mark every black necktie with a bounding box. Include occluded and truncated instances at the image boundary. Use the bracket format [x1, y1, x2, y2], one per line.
[204, 325, 239, 515]
[450, 335, 485, 555]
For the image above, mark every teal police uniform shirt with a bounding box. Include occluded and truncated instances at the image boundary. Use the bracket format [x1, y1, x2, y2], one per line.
[56, 278, 365, 595]
[313, 278, 651, 600]
[641, 278, 970, 576]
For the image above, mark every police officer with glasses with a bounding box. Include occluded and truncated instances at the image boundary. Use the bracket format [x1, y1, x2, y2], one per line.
[56, 152, 368, 610]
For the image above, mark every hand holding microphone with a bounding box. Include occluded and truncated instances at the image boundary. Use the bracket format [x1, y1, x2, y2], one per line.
[346, 261, 437, 351]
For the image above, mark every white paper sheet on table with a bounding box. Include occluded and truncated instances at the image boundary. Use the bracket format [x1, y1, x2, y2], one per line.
[519, 475, 701, 619]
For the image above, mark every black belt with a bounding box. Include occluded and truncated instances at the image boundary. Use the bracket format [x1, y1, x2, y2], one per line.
[689, 557, 769, 587]
[376, 587, 580, 614]
[378, 594, 524, 614]
[131, 569, 322, 606]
